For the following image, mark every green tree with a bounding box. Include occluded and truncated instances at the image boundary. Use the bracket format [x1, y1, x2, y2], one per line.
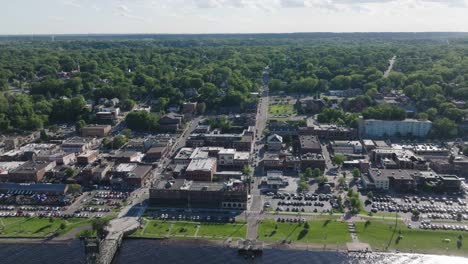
[432, 117, 458, 138]
[112, 135, 128, 149]
[352, 168, 361, 179]
[67, 184, 82, 193]
[304, 168, 313, 179]
[92, 218, 110, 239]
[242, 165, 251, 176]
[75, 119, 86, 133]
[333, 154, 346, 167]
[312, 168, 322, 178]
[120, 98, 135, 111]
[338, 177, 347, 187]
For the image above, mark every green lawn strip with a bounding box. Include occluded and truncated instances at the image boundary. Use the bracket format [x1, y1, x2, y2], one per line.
[130, 220, 173, 238]
[131, 219, 247, 240]
[258, 219, 350, 244]
[268, 104, 296, 116]
[0, 217, 93, 238]
[0, 217, 63, 237]
[169, 222, 198, 237]
[355, 220, 467, 256]
[197, 223, 246, 239]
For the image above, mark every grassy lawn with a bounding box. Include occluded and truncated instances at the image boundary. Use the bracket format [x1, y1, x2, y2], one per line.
[0, 217, 91, 238]
[131, 219, 173, 238]
[197, 223, 246, 239]
[258, 219, 350, 244]
[355, 220, 468, 256]
[131, 219, 246, 240]
[269, 104, 297, 116]
[169, 222, 197, 236]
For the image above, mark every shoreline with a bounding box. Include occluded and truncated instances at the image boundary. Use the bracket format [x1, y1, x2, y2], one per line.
[1, 236, 467, 259]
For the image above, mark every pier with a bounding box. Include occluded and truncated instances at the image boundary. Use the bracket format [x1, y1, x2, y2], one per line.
[84, 217, 140, 264]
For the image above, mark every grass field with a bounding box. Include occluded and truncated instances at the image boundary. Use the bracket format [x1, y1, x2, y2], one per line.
[269, 104, 297, 116]
[169, 222, 198, 236]
[131, 219, 246, 240]
[197, 223, 246, 239]
[355, 220, 467, 256]
[0, 217, 91, 238]
[258, 219, 350, 244]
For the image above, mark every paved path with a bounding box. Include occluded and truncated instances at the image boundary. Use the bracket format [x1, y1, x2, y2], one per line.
[384, 55, 397, 78]
[54, 223, 92, 241]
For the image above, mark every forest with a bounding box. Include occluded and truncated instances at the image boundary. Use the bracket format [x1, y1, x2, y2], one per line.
[0, 34, 467, 138]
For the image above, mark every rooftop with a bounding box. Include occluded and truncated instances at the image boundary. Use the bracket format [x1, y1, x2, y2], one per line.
[369, 168, 418, 180]
[186, 158, 216, 172]
[299, 135, 321, 149]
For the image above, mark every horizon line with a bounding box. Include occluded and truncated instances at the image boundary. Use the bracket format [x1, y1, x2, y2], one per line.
[1, 31, 468, 37]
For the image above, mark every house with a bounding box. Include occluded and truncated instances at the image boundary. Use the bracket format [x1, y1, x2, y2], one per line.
[263, 152, 282, 169]
[95, 106, 120, 122]
[36, 151, 76, 166]
[299, 135, 321, 154]
[7, 161, 56, 183]
[159, 113, 183, 131]
[185, 158, 217, 182]
[62, 137, 100, 154]
[81, 161, 113, 184]
[81, 125, 112, 137]
[299, 121, 358, 140]
[77, 150, 99, 165]
[300, 98, 326, 113]
[300, 153, 326, 171]
[260, 171, 289, 192]
[328, 89, 362, 97]
[267, 134, 283, 151]
[365, 169, 418, 191]
[182, 102, 198, 117]
[358, 119, 432, 138]
[150, 179, 247, 209]
[218, 149, 236, 166]
[108, 151, 144, 164]
[0, 162, 25, 181]
[145, 144, 170, 162]
[330, 141, 363, 155]
[112, 163, 152, 188]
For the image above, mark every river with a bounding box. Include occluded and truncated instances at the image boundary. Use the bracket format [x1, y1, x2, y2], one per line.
[0, 239, 467, 264]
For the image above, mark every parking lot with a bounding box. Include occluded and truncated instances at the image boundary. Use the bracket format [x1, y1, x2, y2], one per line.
[0, 190, 129, 220]
[367, 195, 468, 222]
[263, 192, 340, 214]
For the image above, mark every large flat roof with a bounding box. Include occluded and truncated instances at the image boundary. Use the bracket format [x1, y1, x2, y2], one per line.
[186, 158, 216, 172]
[0, 183, 67, 193]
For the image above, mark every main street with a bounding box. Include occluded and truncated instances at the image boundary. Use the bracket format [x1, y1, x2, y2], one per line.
[246, 84, 269, 240]
[120, 116, 203, 218]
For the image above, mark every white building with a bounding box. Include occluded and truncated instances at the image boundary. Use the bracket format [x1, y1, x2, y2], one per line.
[359, 119, 432, 138]
[218, 149, 236, 166]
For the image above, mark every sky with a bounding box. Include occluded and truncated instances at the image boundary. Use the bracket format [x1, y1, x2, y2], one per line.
[2, 0, 468, 34]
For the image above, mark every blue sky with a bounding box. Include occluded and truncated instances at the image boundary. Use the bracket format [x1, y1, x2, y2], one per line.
[2, 0, 468, 34]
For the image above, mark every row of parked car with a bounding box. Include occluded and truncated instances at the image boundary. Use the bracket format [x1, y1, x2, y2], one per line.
[94, 191, 129, 199]
[271, 192, 334, 201]
[419, 221, 468, 231]
[371, 201, 468, 214]
[157, 213, 235, 223]
[277, 201, 327, 207]
[276, 218, 306, 223]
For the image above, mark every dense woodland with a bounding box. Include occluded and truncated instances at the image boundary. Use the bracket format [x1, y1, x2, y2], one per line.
[0, 34, 467, 138]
